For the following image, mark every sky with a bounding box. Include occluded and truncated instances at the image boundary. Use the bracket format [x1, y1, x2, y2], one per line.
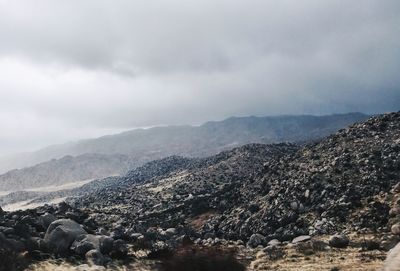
[0, 0, 399, 155]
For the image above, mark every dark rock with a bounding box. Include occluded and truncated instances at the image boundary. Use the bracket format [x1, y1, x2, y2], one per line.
[57, 202, 70, 213]
[39, 213, 57, 229]
[44, 219, 87, 255]
[110, 239, 128, 258]
[328, 234, 349, 248]
[72, 234, 114, 256]
[247, 234, 266, 248]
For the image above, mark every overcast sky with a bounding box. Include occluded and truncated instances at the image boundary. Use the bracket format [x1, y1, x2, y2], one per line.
[0, 0, 399, 155]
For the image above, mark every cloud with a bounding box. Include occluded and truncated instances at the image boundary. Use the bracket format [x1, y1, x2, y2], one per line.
[0, 0, 399, 154]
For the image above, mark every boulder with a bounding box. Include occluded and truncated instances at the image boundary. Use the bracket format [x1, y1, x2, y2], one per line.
[71, 234, 114, 256]
[329, 234, 349, 248]
[383, 242, 400, 271]
[247, 234, 266, 248]
[39, 213, 57, 229]
[389, 207, 400, 217]
[44, 219, 87, 255]
[267, 239, 281, 247]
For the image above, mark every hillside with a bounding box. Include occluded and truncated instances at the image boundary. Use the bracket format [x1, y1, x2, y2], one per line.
[1, 112, 399, 270]
[0, 113, 368, 191]
[72, 112, 400, 241]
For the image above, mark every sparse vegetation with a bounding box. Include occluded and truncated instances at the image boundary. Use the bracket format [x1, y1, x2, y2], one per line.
[160, 246, 245, 271]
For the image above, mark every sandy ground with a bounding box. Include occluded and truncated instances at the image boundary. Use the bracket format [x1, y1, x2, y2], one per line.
[3, 197, 67, 212]
[249, 246, 385, 271]
[1, 179, 95, 211]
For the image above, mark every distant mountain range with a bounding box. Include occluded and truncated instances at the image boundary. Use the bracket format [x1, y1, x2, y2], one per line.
[0, 113, 369, 191]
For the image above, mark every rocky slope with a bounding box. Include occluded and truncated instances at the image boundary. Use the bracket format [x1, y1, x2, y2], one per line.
[70, 112, 400, 242]
[0, 112, 399, 271]
[0, 113, 367, 191]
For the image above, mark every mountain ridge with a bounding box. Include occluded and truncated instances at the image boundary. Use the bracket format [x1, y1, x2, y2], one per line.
[0, 113, 368, 191]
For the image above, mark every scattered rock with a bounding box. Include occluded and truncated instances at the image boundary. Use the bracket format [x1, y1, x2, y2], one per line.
[110, 239, 128, 258]
[391, 224, 400, 235]
[85, 249, 104, 266]
[267, 239, 281, 247]
[292, 235, 311, 244]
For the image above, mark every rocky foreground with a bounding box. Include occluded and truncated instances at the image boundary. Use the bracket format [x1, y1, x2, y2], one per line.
[1, 112, 400, 271]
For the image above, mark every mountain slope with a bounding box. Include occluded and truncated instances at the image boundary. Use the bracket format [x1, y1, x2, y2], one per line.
[0, 113, 368, 175]
[0, 112, 398, 270]
[0, 113, 368, 191]
[71, 111, 400, 242]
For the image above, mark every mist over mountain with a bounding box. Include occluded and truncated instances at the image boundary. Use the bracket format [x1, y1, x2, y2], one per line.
[0, 113, 368, 191]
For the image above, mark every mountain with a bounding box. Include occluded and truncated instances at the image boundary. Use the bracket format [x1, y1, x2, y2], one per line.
[0, 113, 368, 191]
[0, 112, 397, 270]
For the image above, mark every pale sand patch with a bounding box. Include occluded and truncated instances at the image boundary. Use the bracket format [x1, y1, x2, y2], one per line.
[24, 179, 96, 193]
[3, 197, 67, 212]
[0, 178, 106, 211]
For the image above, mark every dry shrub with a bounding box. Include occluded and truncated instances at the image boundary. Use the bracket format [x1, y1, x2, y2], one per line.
[159, 246, 245, 271]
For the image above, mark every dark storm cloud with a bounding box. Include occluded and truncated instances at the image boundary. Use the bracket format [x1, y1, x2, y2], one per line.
[0, 0, 399, 154]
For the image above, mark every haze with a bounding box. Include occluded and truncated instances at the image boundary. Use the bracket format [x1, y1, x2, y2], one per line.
[0, 0, 399, 155]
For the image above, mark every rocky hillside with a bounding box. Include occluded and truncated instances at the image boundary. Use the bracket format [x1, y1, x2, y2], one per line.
[69, 112, 399, 242]
[0, 113, 367, 175]
[0, 112, 399, 271]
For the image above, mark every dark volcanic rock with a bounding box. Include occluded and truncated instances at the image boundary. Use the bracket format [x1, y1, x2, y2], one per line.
[44, 219, 87, 255]
[328, 234, 350, 248]
[247, 234, 266, 248]
[71, 234, 114, 256]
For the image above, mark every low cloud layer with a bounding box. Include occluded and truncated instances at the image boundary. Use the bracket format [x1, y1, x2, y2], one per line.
[0, 0, 399, 155]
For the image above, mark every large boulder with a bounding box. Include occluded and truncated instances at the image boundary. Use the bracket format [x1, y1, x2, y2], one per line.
[383, 242, 400, 271]
[44, 219, 87, 255]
